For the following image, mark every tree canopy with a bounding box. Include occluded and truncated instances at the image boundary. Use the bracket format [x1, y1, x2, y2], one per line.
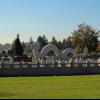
[4, 23, 100, 58]
[72, 23, 100, 53]
[37, 35, 48, 51]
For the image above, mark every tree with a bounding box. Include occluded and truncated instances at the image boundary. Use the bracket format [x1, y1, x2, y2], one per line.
[72, 23, 100, 53]
[1, 50, 6, 57]
[62, 37, 73, 50]
[29, 37, 34, 45]
[75, 44, 82, 54]
[51, 36, 58, 47]
[62, 39, 67, 49]
[11, 34, 24, 56]
[66, 36, 72, 48]
[37, 35, 48, 51]
[22, 41, 26, 52]
[23, 43, 33, 56]
[57, 40, 62, 50]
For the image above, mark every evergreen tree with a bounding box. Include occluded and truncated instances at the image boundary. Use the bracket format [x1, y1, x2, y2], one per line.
[62, 39, 67, 49]
[51, 36, 58, 47]
[37, 35, 48, 51]
[57, 40, 62, 50]
[11, 34, 24, 56]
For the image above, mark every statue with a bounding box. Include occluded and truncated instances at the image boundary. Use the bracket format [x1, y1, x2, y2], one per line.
[83, 46, 88, 56]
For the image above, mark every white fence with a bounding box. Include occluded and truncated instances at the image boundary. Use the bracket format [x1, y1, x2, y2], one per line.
[0, 61, 100, 68]
[0, 61, 100, 76]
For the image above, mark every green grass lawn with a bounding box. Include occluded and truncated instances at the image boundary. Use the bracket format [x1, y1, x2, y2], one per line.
[0, 75, 100, 99]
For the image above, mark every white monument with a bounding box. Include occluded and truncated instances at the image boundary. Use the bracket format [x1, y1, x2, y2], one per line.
[31, 42, 77, 60]
[83, 46, 88, 56]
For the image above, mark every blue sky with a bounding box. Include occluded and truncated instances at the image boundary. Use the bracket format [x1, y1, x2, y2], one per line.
[0, 0, 100, 44]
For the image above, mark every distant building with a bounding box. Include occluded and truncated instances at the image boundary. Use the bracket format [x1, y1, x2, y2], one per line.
[0, 43, 11, 54]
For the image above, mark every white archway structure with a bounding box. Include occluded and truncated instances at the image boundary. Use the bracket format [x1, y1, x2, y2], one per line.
[41, 44, 60, 57]
[31, 43, 77, 60]
[62, 48, 77, 59]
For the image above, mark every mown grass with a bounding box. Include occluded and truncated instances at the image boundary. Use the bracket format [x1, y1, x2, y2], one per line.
[0, 75, 100, 99]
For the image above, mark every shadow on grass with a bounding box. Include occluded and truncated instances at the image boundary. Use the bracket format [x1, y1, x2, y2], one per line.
[0, 91, 20, 98]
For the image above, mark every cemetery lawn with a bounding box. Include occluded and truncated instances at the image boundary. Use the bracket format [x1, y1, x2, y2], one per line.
[0, 75, 100, 99]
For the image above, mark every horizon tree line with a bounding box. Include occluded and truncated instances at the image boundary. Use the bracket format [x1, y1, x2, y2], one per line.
[0, 23, 100, 57]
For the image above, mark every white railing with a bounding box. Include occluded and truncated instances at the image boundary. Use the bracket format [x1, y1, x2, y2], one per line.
[0, 61, 100, 76]
[0, 61, 100, 69]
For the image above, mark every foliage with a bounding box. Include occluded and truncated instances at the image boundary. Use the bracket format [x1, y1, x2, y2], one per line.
[0, 23, 99, 57]
[72, 23, 100, 53]
[21, 42, 26, 52]
[66, 36, 73, 48]
[75, 44, 82, 54]
[51, 36, 72, 50]
[37, 35, 48, 51]
[51, 36, 58, 47]
[23, 43, 33, 56]
[0, 50, 6, 57]
[11, 34, 24, 56]
[23, 38, 34, 56]
[57, 40, 62, 50]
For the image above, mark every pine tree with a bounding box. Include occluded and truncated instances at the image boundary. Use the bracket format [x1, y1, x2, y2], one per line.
[11, 34, 24, 56]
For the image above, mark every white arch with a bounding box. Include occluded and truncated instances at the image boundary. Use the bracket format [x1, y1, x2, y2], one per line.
[62, 48, 77, 59]
[41, 44, 60, 57]
[31, 42, 77, 60]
